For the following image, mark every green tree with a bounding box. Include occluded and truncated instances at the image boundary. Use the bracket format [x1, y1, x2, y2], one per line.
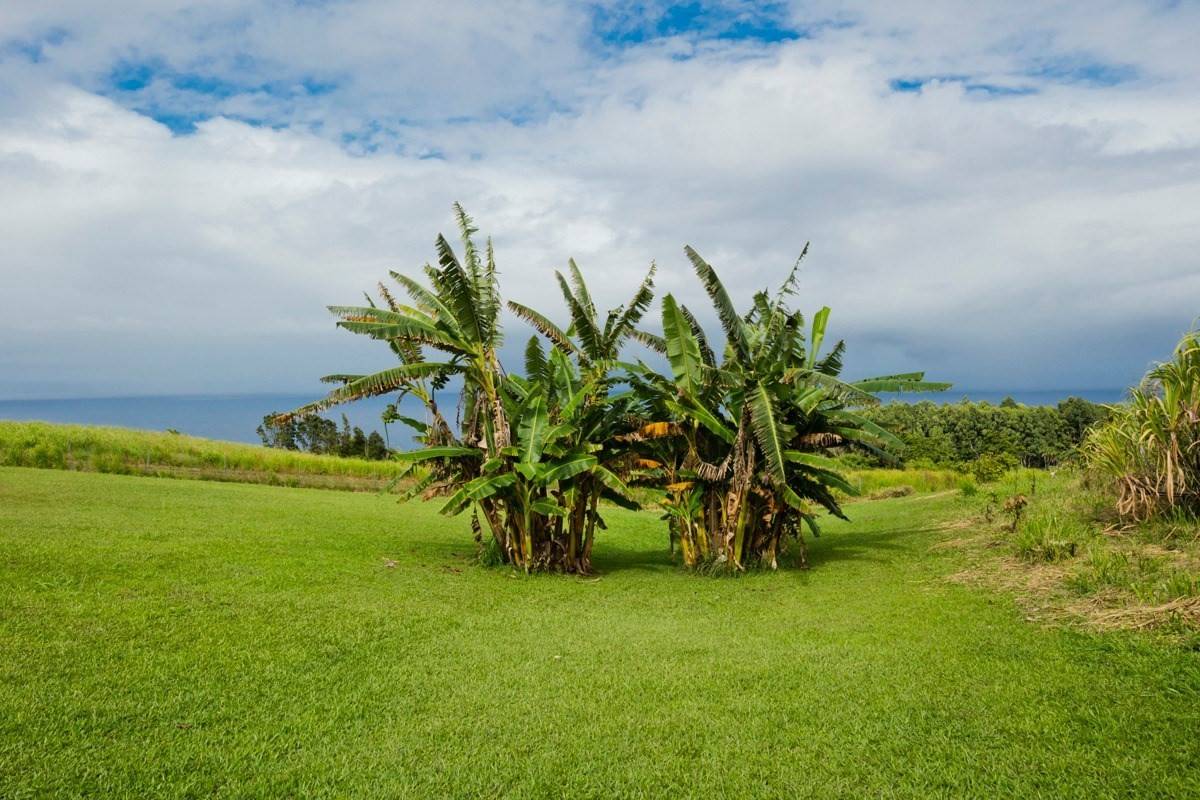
[366, 431, 388, 460]
[1058, 396, 1109, 443]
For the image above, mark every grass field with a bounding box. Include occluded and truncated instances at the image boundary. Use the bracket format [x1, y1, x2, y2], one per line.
[0, 420, 407, 490]
[2, 466, 1199, 798]
[842, 466, 965, 498]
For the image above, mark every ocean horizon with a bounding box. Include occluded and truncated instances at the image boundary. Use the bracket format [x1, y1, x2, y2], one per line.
[0, 388, 1128, 446]
[0, 393, 434, 446]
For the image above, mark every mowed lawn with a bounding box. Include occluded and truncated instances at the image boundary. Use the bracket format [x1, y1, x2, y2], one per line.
[2, 467, 1198, 798]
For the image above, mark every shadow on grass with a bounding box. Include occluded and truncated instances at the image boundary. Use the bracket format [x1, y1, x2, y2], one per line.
[394, 515, 947, 578]
[591, 541, 676, 574]
[391, 533, 676, 576]
[804, 525, 938, 570]
[589, 522, 944, 576]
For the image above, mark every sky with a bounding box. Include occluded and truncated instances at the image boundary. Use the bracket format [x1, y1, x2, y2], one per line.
[0, 0, 1198, 400]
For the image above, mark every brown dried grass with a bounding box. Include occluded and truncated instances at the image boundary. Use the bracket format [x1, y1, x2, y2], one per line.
[937, 512, 1200, 637]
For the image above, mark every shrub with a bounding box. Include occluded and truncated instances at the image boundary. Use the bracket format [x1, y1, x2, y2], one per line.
[283, 206, 949, 572]
[971, 452, 1019, 483]
[1002, 494, 1028, 531]
[1084, 330, 1200, 520]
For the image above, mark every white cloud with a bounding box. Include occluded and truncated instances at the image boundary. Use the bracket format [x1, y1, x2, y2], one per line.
[0, 1, 1198, 398]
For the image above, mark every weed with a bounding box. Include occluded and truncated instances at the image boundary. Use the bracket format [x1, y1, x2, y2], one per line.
[1012, 512, 1088, 563]
[1003, 494, 1028, 531]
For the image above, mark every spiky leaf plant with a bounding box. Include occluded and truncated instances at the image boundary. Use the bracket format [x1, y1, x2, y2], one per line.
[1084, 330, 1200, 520]
[284, 208, 944, 574]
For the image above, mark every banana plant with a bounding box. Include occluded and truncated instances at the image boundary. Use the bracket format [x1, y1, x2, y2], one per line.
[491, 260, 659, 571]
[279, 205, 527, 565]
[282, 206, 946, 574]
[627, 246, 949, 569]
[508, 258, 657, 371]
[413, 344, 643, 572]
[285, 208, 653, 573]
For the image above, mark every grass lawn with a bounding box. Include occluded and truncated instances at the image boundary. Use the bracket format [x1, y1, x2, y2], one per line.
[0, 421, 407, 491]
[2, 467, 1198, 798]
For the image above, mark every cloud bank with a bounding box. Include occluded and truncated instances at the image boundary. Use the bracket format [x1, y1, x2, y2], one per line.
[1, 1, 1198, 398]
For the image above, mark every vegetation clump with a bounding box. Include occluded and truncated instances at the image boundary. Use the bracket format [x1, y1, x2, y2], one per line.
[281, 205, 654, 573]
[1085, 330, 1200, 521]
[0, 420, 407, 489]
[944, 464, 1200, 635]
[1011, 511, 1086, 563]
[621, 247, 948, 569]
[285, 206, 947, 572]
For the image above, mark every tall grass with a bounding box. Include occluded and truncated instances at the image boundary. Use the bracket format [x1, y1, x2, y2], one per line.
[967, 468, 1200, 623]
[0, 420, 408, 488]
[842, 467, 963, 498]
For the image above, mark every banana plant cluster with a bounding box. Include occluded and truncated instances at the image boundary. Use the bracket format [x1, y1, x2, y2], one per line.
[285, 206, 946, 573]
[283, 206, 651, 573]
[624, 247, 948, 568]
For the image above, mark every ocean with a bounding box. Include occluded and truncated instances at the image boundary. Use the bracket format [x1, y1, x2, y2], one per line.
[0, 393, 439, 446]
[0, 388, 1127, 446]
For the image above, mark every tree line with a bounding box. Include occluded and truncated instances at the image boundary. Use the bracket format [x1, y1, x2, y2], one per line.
[860, 396, 1109, 471]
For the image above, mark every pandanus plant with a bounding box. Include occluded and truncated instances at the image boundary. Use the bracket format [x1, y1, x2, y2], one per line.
[626, 246, 949, 569]
[1084, 330, 1200, 520]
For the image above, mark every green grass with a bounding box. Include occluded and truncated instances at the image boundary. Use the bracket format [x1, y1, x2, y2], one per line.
[2, 467, 1199, 798]
[1011, 511, 1089, 563]
[1067, 547, 1200, 606]
[0, 420, 407, 489]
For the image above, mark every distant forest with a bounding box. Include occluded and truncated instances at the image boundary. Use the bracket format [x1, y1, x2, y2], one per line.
[257, 413, 390, 460]
[258, 397, 1111, 475]
[861, 396, 1109, 474]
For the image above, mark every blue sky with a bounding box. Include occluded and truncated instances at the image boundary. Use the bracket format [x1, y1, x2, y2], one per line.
[0, 1, 1197, 399]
